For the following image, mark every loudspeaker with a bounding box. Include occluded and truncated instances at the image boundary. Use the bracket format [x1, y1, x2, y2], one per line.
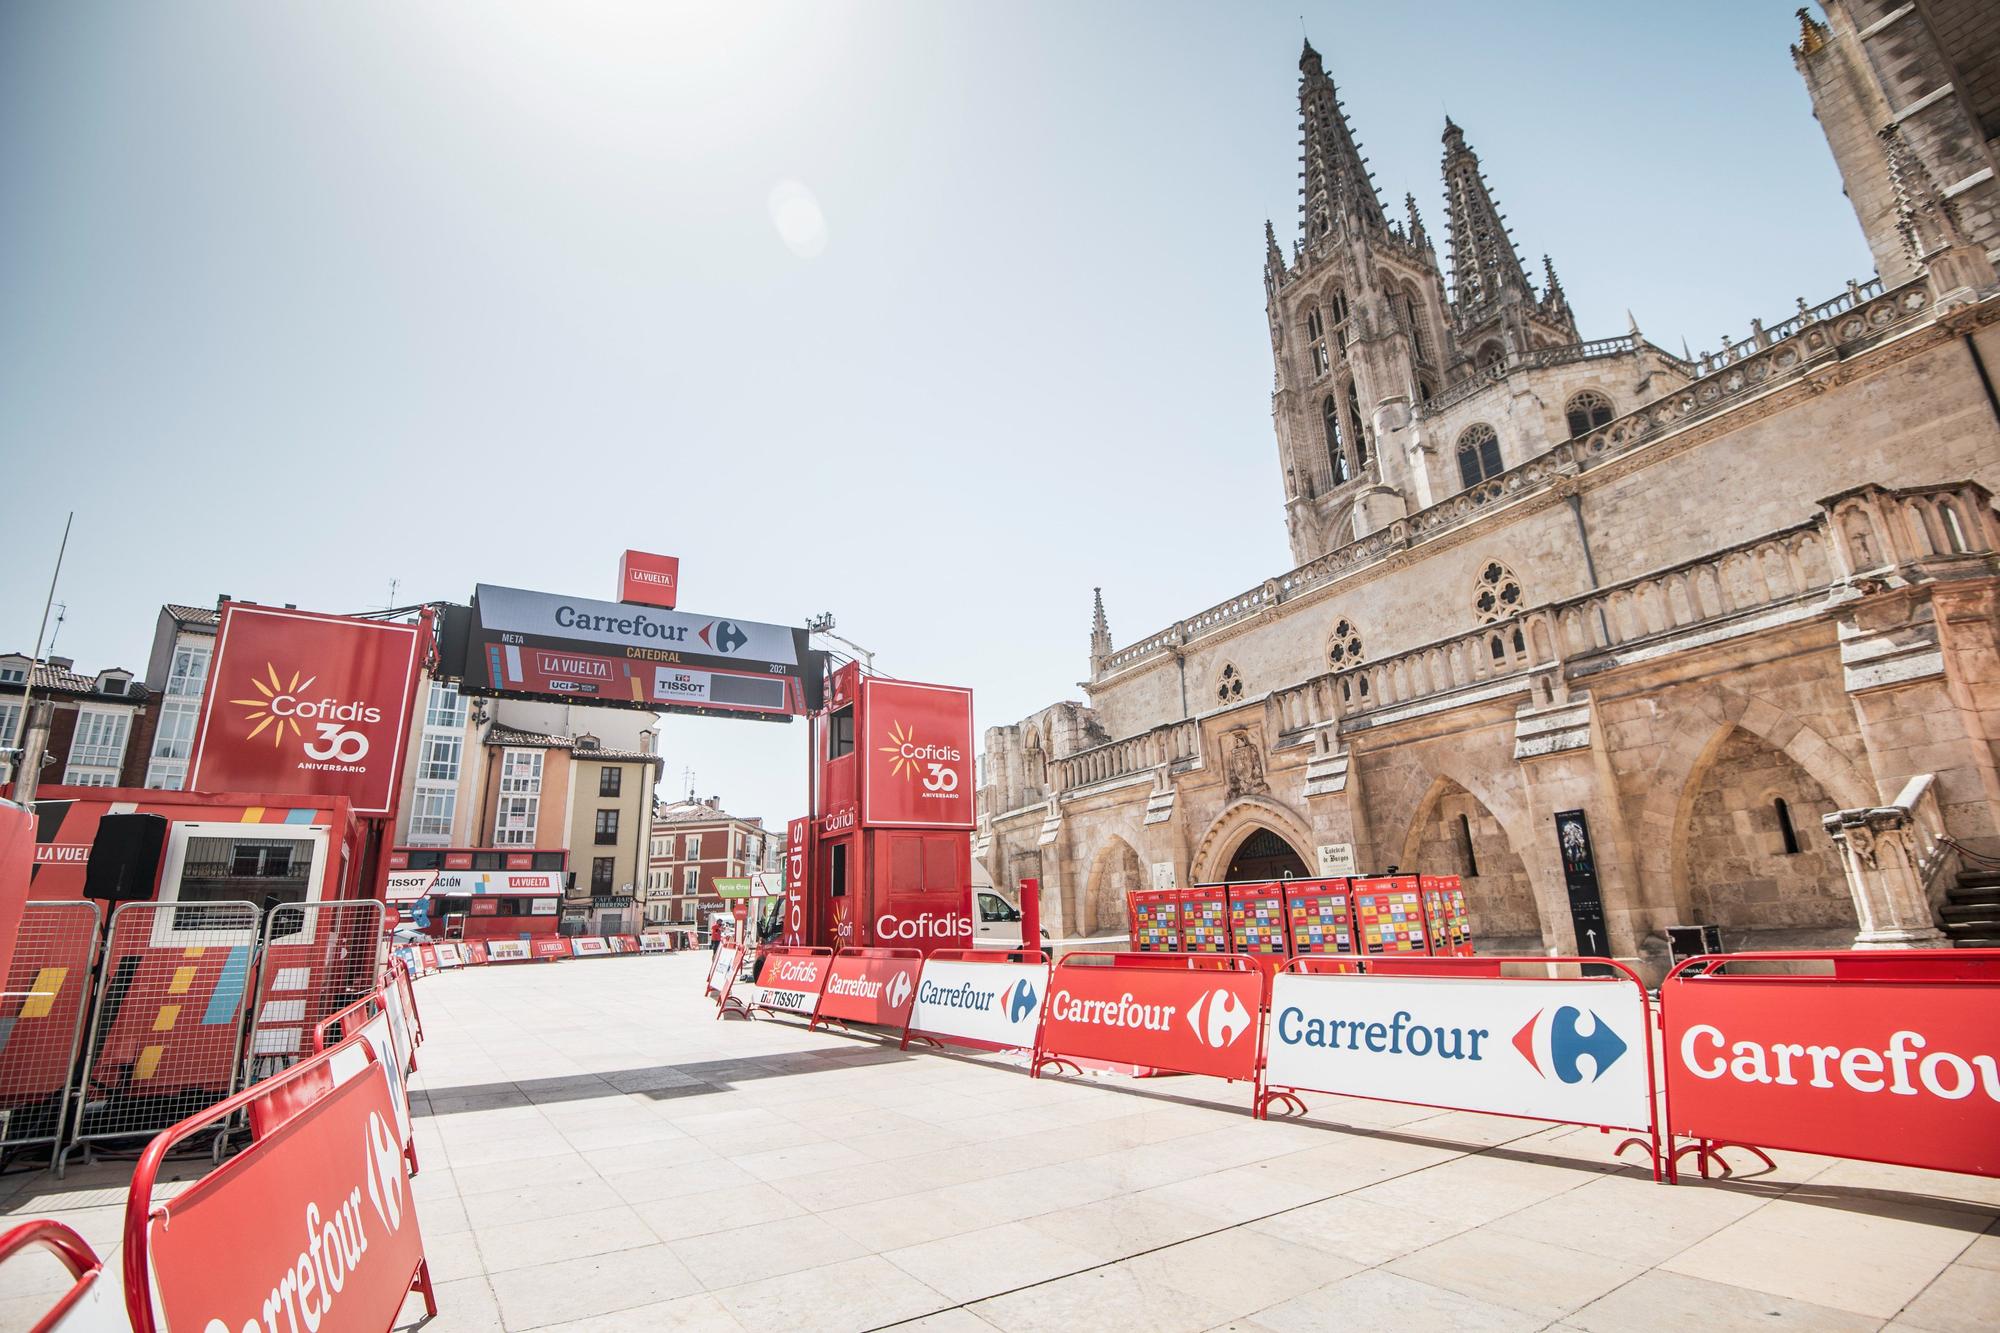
[82, 813, 168, 901]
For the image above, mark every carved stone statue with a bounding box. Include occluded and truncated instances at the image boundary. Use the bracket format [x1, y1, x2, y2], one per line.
[1225, 729, 1268, 798]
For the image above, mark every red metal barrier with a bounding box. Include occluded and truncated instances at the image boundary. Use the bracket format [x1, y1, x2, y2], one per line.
[0, 901, 102, 1159]
[0, 1218, 115, 1333]
[1034, 952, 1264, 1086]
[749, 946, 835, 1021]
[1661, 949, 2000, 1181]
[813, 946, 923, 1035]
[124, 1037, 434, 1333]
[1258, 954, 1663, 1180]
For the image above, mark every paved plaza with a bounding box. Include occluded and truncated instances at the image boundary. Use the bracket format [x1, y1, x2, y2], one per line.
[3, 954, 1997, 1331]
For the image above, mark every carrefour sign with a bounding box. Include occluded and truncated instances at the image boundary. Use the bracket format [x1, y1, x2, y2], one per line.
[1264, 973, 1650, 1131]
[909, 960, 1045, 1051]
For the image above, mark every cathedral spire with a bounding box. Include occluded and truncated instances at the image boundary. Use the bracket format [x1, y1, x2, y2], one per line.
[1264, 219, 1286, 287]
[1441, 118, 1530, 312]
[1404, 192, 1430, 251]
[1297, 39, 1384, 243]
[1540, 253, 1570, 321]
[1089, 587, 1112, 665]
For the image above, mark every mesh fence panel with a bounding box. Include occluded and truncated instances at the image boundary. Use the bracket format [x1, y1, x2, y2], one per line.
[246, 900, 386, 1085]
[0, 901, 102, 1152]
[72, 900, 260, 1147]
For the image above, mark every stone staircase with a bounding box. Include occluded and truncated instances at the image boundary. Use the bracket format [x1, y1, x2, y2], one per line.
[1940, 869, 2000, 947]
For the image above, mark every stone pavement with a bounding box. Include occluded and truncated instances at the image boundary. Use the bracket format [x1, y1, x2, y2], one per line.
[3, 953, 1996, 1331]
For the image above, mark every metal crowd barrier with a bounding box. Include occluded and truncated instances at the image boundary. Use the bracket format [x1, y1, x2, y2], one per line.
[244, 899, 386, 1083]
[0, 901, 101, 1157]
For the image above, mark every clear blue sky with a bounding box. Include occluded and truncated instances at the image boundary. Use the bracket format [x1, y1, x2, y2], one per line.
[0, 2, 1870, 830]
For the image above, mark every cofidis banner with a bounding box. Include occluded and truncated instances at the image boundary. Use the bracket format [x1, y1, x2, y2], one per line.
[818, 951, 922, 1029]
[909, 959, 1045, 1050]
[1664, 974, 2000, 1176]
[148, 1063, 425, 1333]
[754, 950, 831, 1016]
[1040, 964, 1263, 1082]
[189, 603, 426, 817]
[1265, 973, 1650, 1130]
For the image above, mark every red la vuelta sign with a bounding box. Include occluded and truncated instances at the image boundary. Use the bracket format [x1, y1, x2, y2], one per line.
[862, 679, 974, 829]
[1664, 974, 2000, 1176]
[618, 550, 680, 609]
[148, 1063, 425, 1333]
[817, 952, 922, 1029]
[1040, 964, 1265, 1082]
[188, 603, 427, 816]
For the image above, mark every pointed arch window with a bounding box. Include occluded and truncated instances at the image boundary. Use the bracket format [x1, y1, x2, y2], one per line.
[1565, 390, 1614, 438]
[1322, 396, 1348, 484]
[1348, 381, 1370, 467]
[1400, 287, 1431, 362]
[1305, 308, 1330, 377]
[1457, 424, 1502, 488]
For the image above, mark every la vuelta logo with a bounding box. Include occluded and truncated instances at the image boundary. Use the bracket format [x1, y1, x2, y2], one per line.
[878, 720, 961, 795]
[232, 662, 382, 767]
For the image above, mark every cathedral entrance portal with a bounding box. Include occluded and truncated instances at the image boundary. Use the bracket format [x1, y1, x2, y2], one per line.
[1222, 828, 1311, 883]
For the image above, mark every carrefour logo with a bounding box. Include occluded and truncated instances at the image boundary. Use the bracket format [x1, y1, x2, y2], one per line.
[878, 721, 962, 794]
[1006, 978, 1038, 1023]
[232, 662, 381, 766]
[1188, 988, 1252, 1050]
[886, 970, 913, 1009]
[698, 621, 748, 654]
[1513, 1006, 1627, 1084]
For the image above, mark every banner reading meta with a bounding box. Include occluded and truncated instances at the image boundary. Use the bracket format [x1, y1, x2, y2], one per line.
[189, 603, 427, 817]
[754, 950, 832, 1017]
[1664, 974, 2000, 1177]
[909, 959, 1045, 1050]
[1266, 972, 1651, 1131]
[1041, 964, 1263, 1082]
[818, 951, 922, 1029]
[148, 1063, 425, 1333]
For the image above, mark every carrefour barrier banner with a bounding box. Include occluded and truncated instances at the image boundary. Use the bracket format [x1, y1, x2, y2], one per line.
[910, 959, 1045, 1050]
[434, 943, 465, 968]
[1041, 965, 1262, 1081]
[148, 1063, 425, 1333]
[706, 943, 740, 996]
[1664, 976, 2000, 1176]
[328, 1013, 415, 1161]
[1266, 973, 1651, 1130]
[819, 952, 922, 1028]
[188, 602, 426, 816]
[754, 951, 831, 1016]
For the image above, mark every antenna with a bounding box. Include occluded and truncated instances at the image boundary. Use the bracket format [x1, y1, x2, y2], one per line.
[45, 602, 68, 656]
[386, 578, 400, 610]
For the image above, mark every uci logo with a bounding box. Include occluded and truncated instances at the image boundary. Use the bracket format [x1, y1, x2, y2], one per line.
[1186, 988, 1252, 1049]
[1512, 1005, 1627, 1084]
[1006, 978, 1038, 1023]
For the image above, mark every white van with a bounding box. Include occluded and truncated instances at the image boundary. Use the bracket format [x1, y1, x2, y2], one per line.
[972, 886, 1053, 952]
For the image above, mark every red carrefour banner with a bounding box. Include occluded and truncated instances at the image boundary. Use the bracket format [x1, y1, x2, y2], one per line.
[1664, 973, 2000, 1177]
[818, 949, 922, 1029]
[1040, 962, 1264, 1082]
[148, 1062, 425, 1333]
[189, 603, 427, 817]
[862, 679, 974, 829]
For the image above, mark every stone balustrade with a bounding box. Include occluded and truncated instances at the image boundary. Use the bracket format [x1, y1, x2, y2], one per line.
[1092, 277, 1935, 683]
[1822, 772, 1955, 947]
[1051, 716, 1200, 793]
[1694, 277, 1884, 374]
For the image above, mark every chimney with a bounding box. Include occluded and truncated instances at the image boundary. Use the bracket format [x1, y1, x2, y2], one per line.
[48, 656, 74, 672]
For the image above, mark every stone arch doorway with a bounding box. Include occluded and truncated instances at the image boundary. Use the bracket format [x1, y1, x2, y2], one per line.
[1676, 725, 1856, 946]
[1081, 837, 1144, 937]
[1222, 828, 1311, 883]
[1401, 776, 1542, 952]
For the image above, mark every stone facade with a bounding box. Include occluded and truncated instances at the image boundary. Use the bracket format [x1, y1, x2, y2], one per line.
[977, 21, 2000, 977]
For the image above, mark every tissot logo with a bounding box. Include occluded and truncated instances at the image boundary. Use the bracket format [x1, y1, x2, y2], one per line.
[1513, 1005, 1627, 1084]
[232, 662, 381, 766]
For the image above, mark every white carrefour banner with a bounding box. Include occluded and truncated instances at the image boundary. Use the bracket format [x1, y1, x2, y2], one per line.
[706, 944, 740, 995]
[1265, 973, 1651, 1130]
[486, 939, 531, 963]
[910, 960, 1047, 1050]
[434, 943, 466, 968]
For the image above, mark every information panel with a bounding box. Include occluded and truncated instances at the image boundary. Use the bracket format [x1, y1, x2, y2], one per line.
[1286, 880, 1355, 955]
[1180, 888, 1229, 953]
[457, 584, 807, 720]
[1129, 890, 1182, 953]
[1351, 876, 1427, 954]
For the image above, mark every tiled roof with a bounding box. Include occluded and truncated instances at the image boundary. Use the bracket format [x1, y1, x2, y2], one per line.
[485, 726, 661, 767]
[164, 603, 221, 627]
[653, 799, 761, 826]
[0, 657, 144, 699]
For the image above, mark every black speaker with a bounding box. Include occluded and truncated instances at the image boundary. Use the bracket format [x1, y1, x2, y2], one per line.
[82, 812, 168, 901]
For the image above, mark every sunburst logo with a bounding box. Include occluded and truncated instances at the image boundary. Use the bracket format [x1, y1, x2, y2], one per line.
[879, 721, 923, 780]
[233, 663, 316, 747]
[877, 719, 963, 792]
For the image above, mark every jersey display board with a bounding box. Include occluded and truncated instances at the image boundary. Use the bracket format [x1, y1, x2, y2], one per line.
[1420, 875, 1473, 956]
[188, 603, 427, 816]
[1227, 884, 1290, 955]
[1266, 972, 1652, 1130]
[146, 1062, 425, 1333]
[1285, 881, 1355, 954]
[458, 583, 806, 721]
[817, 949, 922, 1029]
[753, 949, 832, 1016]
[908, 959, 1046, 1051]
[1039, 963, 1263, 1082]
[1129, 890, 1181, 952]
[1351, 877, 1427, 954]
[861, 679, 975, 828]
[1180, 888, 1229, 952]
[1663, 972, 2000, 1177]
